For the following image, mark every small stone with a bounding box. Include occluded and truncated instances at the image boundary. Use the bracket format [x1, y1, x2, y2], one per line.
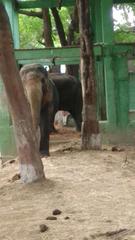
[39, 224, 48, 232]
[103, 148, 107, 151]
[112, 146, 118, 151]
[52, 209, 62, 215]
[9, 159, 15, 164]
[118, 148, 125, 152]
[106, 219, 112, 223]
[11, 173, 20, 182]
[64, 216, 70, 220]
[46, 216, 57, 220]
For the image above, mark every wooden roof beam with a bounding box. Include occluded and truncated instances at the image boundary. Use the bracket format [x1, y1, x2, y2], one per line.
[16, 0, 75, 9]
[114, 0, 135, 3]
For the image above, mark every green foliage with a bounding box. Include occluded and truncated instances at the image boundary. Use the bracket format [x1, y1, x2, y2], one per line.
[114, 31, 135, 43]
[19, 7, 72, 48]
[50, 7, 71, 47]
[114, 4, 135, 43]
[19, 4, 135, 47]
[19, 13, 43, 48]
[59, 7, 71, 33]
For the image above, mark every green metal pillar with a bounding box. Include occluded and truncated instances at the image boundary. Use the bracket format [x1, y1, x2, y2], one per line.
[4, 0, 20, 48]
[0, 1, 17, 157]
[91, 0, 117, 130]
[101, 0, 117, 130]
[113, 55, 129, 128]
[0, 76, 16, 157]
[91, 0, 107, 121]
[91, 0, 103, 43]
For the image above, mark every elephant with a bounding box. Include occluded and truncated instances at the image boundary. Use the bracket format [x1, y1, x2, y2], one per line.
[48, 73, 83, 131]
[20, 63, 59, 156]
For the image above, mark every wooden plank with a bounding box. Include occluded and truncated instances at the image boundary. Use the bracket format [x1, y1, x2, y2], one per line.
[16, 0, 135, 9]
[16, 0, 75, 9]
[15, 47, 80, 60]
[15, 46, 103, 63]
[114, 0, 135, 3]
[17, 58, 80, 65]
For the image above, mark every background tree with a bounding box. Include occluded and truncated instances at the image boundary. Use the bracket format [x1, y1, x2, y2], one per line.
[0, 3, 45, 183]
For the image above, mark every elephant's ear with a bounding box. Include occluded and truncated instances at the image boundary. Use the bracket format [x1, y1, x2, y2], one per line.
[43, 67, 48, 79]
[41, 76, 49, 97]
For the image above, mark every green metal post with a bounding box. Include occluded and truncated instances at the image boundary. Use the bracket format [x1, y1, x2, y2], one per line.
[91, 0, 103, 43]
[4, 0, 20, 48]
[0, 76, 16, 157]
[91, 0, 117, 129]
[101, 0, 117, 129]
[113, 55, 129, 128]
[91, 1, 107, 122]
[101, 0, 114, 43]
[0, 1, 17, 157]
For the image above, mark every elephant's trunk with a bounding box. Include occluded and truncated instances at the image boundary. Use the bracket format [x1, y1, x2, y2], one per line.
[24, 73, 43, 146]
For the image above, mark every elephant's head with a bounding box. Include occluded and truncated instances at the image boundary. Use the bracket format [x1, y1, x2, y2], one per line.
[20, 64, 49, 146]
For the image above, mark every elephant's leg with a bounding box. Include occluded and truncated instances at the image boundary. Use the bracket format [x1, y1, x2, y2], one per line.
[71, 107, 82, 132]
[71, 86, 82, 132]
[37, 126, 41, 149]
[40, 106, 50, 156]
[49, 82, 59, 133]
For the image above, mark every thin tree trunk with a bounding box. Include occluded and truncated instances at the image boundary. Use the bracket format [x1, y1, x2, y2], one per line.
[67, 5, 79, 46]
[51, 7, 68, 46]
[66, 5, 79, 77]
[77, 0, 101, 150]
[42, 8, 54, 47]
[0, 4, 45, 183]
[42, 8, 60, 73]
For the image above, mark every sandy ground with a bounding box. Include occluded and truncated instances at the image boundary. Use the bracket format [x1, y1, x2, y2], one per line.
[0, 127, 135, 240]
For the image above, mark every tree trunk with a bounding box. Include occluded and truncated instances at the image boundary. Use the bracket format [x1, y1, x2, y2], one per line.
[67, 5, 79, 46]
[42, 8, 54, 47]
[77, 0, 101, 150]
[66, 5, 79, 77]
[51, 8, 68, 46]
[0, 4, 45, 183]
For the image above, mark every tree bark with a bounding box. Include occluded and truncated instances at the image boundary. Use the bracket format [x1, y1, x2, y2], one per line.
[42, 8, 54, 47]
[0, 4, 45, 183]
[67, 5, 79, 46]
[66, 5, 79, 77]
[77, 0, 101, 150]
[51, 7, 68, 46]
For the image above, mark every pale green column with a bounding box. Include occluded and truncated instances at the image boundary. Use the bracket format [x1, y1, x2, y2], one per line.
[100, 0, 117, 130]
[113, 55, 129, 128]
[91, 0, 103, 43]
[101, 0, 117, 130]
[91, 0, 107, 122]
[0, 76, 16, 157]
[4, 0, 20, 48]
[0, 1, 17, 156]
[91, 0, 116, 130]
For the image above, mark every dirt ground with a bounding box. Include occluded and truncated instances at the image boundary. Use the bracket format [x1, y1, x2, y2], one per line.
[0, 127, 135, 240]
